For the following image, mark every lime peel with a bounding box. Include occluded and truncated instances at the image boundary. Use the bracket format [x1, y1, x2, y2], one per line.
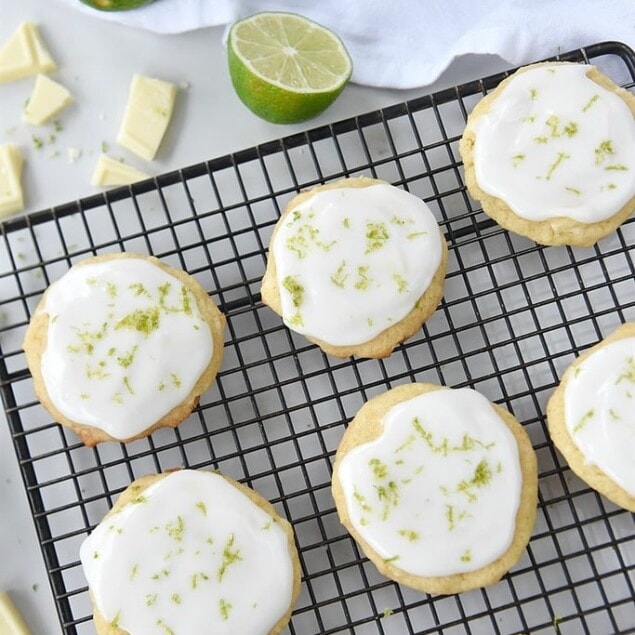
[228, 12, 353, 124]
[79, 0, 155, 11]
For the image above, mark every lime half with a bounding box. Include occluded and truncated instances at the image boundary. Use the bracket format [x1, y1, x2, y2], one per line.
[228, 12, 353, 124]
[79, 0, 155, 11]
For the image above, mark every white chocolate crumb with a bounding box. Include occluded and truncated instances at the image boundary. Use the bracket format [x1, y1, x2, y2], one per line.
[67, 148, 81, 164]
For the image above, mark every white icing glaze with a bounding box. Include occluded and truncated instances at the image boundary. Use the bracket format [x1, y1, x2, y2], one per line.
[80, 470, 295, 635]
[40, 258, 214, 439]
[563, 336, 635, 496]
[271, 183, 443, 346]
[472, 64, 635, 223]
[337, 388, 522, 577]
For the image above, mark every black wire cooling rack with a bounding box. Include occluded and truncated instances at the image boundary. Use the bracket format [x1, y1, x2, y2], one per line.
[1, 41, 634, 635]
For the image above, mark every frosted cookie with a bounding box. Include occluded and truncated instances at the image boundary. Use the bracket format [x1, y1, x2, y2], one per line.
[80, 469, 301, 635]
[261, 177, 447, 358]
[23, 253, 225, 446]
[332, 383, 538, 594]
[460, 62, 635, 247]
[547, 322, 635, 511]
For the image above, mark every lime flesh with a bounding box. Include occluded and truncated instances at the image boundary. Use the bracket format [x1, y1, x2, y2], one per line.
[228, 12, 353, 124]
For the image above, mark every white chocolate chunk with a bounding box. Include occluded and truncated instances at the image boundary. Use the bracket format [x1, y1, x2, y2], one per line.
[117, 74, 177, 161]
[0, 144, 25, 217]
[0, 591, 32, 635]
[0, 22, 56, 84]
[23, 74, 73, 125]
[91, 154, 149, 187]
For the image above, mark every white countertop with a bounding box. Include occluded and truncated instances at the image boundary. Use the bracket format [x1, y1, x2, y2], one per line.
[0, 1, 512, 219]
[0, 0, 517, 632]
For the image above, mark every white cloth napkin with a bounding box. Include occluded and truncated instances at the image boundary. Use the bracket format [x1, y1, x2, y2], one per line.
[57, 0, 635, 89]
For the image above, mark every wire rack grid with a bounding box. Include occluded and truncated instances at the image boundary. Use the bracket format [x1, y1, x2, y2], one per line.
[1, 41, 634, 635]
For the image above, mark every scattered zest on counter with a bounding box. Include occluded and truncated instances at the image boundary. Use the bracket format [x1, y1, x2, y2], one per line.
[0, 22, 56, 84]
[0, 591, 32, 635]
[117, 74, 177, 161]
[0, 144, 25, 217]
[23, 75, 73, 125]
[91, 154, 149, 187]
